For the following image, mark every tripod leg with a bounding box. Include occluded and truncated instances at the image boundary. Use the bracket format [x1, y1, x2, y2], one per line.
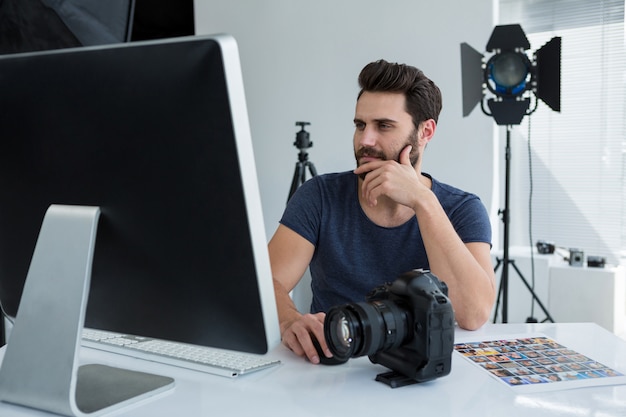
[492, 258, 504, 323]
[509, 261, 555, 323]
[288, 162, 305, 203]
[299, 163, 308, 187]
[493, 258, 502, 272]
[306, 161, 318, 177]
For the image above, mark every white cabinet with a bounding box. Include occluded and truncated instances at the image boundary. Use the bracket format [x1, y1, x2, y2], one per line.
[548, 265, 625, 338]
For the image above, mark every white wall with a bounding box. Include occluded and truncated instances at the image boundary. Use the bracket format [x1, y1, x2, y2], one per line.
[194, 0, 495, 241]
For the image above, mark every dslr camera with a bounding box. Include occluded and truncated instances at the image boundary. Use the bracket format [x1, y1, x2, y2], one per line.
[324, 269, 455, 387]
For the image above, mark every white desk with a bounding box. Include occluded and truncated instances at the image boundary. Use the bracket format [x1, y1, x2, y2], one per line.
[1, 323, 625, 416]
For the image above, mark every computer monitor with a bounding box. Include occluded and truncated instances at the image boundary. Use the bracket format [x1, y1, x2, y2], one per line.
[0, 0, 136, 54]
[0, 34, 280, 414]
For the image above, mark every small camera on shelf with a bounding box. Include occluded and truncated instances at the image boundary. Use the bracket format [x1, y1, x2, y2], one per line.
[536, 240, 555, 254]
[568, 248, 584, 267]
[587, 255, 606, 268]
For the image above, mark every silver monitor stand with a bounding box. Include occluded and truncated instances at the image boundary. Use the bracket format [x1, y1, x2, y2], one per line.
[0, 205, 174, 416]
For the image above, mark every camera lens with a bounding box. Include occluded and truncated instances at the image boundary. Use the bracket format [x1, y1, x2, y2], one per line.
[325, 309, 359, 360]
[324, 299, 410, 362]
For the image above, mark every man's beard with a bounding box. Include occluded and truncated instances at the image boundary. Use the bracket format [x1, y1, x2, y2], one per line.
[354, 128, 420, 179]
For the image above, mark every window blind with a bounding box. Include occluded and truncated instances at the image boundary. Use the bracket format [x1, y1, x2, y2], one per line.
[499, 0, 625, 265]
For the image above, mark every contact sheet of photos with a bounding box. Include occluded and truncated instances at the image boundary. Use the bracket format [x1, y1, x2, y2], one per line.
[454, 335, 626, 392]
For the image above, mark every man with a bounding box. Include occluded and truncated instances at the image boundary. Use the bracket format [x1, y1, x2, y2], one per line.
[269, 59, 496, 364]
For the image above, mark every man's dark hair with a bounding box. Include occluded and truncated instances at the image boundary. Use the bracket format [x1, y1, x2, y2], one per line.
[358, 59, 443, 127]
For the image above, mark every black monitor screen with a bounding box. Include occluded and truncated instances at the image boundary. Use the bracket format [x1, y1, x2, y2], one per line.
[0, 35, 279, 354]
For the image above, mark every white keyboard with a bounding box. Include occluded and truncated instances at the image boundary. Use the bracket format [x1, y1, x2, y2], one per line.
[82, 328, 280, 378]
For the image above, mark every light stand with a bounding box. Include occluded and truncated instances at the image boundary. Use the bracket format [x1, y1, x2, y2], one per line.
[461, 24, 561, 323]
[287, 121, 317, 202]
[492, 126, 554, 323]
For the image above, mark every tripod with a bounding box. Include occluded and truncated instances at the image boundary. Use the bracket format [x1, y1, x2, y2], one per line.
[493, 125, 554, 323]
[287, 121, 317, 202]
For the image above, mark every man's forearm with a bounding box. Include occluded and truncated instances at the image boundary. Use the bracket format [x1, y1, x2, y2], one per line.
[413, 193, 496, 330]
[273, 278, 303, 336]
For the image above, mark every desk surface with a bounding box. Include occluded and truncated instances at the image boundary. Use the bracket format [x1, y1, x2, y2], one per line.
[1, 322, 625, 416]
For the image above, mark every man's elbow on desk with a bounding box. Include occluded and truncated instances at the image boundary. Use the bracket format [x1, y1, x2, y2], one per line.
[455, 305, 492, 331]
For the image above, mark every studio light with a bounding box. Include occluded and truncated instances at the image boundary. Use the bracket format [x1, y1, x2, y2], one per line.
[461, 24, 561, 125]
[459, 24, 562, 325]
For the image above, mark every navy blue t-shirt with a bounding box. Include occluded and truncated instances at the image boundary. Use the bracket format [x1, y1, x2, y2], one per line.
[279, 171, 491, 313]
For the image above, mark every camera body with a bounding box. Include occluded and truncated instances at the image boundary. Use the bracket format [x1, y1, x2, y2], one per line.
[324, 269, 455, 386]
[368, 270, 455, 384]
